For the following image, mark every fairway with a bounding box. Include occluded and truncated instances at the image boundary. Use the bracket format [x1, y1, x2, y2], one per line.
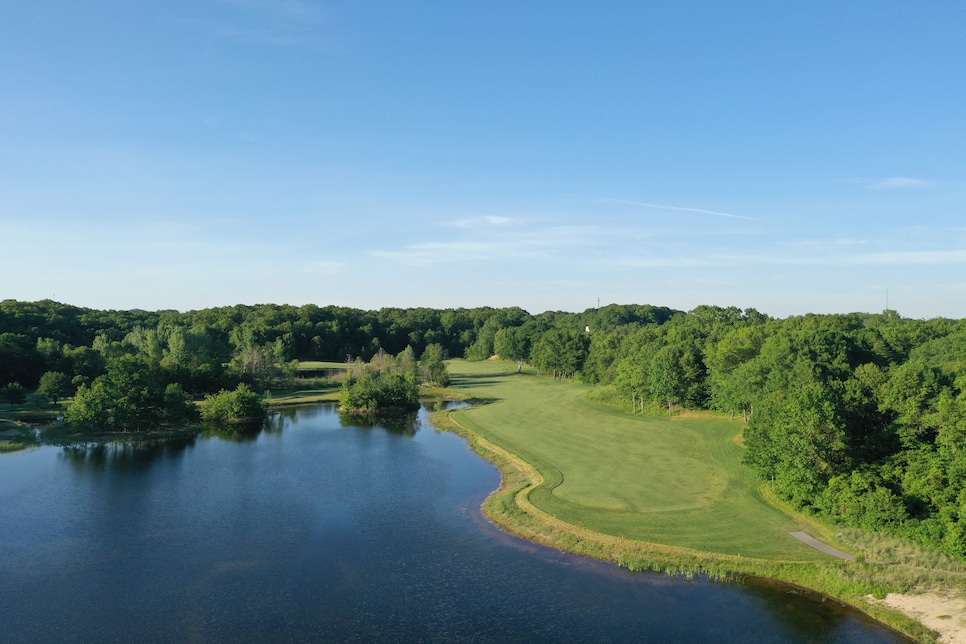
[448, 360, 830, 561]
[297, 361, 348, 371]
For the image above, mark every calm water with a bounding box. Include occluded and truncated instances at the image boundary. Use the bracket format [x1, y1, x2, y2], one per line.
[0, 404, 910, 643]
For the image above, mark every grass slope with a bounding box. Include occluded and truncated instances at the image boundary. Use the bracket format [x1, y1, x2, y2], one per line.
[448, 359, 826, 560]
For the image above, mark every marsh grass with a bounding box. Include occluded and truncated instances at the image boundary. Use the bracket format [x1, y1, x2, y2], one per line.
[836, 528, 966, 574]
[0, 419, 40, 452]
[0, 441, 33, 452]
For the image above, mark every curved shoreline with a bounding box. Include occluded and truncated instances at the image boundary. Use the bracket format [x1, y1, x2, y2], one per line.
[432, 407, 937, 643]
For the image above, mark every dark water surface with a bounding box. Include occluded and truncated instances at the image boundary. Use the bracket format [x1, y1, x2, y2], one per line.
[0, 404, 911, 643]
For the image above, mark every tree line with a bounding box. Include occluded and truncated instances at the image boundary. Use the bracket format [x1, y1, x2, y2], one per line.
[3, 298, 965, 558]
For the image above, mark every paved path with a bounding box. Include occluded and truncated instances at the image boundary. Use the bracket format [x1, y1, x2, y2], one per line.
[788, 531, 856, 560]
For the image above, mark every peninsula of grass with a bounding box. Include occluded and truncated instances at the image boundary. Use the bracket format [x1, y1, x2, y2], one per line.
[434, 359, 956, 643]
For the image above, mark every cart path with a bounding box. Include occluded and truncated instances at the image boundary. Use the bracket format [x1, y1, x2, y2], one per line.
[788, 532, 856, 560]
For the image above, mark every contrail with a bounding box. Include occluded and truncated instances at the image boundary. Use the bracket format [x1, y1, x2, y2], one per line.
[600, 198, 758, 221]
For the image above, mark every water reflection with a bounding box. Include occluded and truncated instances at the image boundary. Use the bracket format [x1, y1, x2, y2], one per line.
[339, 410, 421, 435]
[202, 419, 268, 443]
[61, 437, 195, 473]
[733, 576, 889, 641]
[422, 399, 469, 412]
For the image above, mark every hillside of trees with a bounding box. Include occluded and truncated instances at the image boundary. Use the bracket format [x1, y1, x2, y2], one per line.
[2, 298, 965, 558]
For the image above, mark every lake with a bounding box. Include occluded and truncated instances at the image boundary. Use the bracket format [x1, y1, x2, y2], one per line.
[0, 404, 911, 642]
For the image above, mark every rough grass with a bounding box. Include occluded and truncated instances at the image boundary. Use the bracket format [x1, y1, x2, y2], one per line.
[836, 528, 966, 573]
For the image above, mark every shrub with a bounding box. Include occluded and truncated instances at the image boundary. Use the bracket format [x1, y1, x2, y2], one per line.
[201, 384, 267, 422]
[339, 370, 419, 413]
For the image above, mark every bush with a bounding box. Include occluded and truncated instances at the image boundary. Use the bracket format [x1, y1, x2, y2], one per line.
[339, 371, 419, 413]
[201, 384, 267, 422]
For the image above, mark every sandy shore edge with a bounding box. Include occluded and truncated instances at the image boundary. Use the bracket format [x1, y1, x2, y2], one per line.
[867, 592, 966, 644]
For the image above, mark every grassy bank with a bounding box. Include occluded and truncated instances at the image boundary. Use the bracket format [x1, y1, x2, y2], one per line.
[434, 359, 956, 643]
[0, 420, 37, 452]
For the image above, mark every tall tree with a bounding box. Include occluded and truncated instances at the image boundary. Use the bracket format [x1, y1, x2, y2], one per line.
[493, 326, 530, 373]
[37, 371, 73, 404]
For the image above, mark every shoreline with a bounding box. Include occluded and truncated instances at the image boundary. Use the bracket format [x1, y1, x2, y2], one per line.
[6, 394, 957, 641]
[432, 406, 940, 643]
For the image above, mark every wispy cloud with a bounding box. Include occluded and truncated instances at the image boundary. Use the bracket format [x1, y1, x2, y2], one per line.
[607, 256, 716, 268]
[211, 0, 328, 47]
[214, 26, 309, 47]
[708, 247, 966, 268]
[602, 233, 966, 270]
[213, 0, 325, 22]
[837, 249, 966, 266]
[866, 177, 932, 190]
[444, 215, 517, 229]
[370, 224, 604, 266]
[599, 198, 758, 221]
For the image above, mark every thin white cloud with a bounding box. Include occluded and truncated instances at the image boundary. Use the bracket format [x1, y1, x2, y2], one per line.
[370, 225, 605, 266]
[213, 0, 325, 22]
[371, 241, 524, 265]
[211, 0, 328, 47]
[599, 198, 759, 221]
[709, 247, 966, 268]
[840, 249, 966, 266]
[608, 256, 715, 268]
[603, 236, 966, 270]
[444, 215, 517, 229]
[866, 177, 931, 190]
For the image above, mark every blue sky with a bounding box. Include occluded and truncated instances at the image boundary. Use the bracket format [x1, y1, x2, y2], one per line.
[2, 1, 964, 318]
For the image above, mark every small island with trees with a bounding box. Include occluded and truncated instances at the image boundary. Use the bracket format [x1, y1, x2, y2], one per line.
[339, 344, 450, 414]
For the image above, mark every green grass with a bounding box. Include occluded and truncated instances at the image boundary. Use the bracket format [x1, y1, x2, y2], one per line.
[296, 361, 348, 371]
[0, 398, 65, 424]
[439, 359, 956, 641]
[265, 386, 341, 406]
[448, 359, 828, 560]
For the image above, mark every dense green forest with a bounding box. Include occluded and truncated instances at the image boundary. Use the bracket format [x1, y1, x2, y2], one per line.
[2, 298, 965, 559]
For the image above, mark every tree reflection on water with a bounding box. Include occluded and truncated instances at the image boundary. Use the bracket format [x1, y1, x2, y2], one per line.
[61, 437, 195, 473]
[339, 410, 420, 436]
